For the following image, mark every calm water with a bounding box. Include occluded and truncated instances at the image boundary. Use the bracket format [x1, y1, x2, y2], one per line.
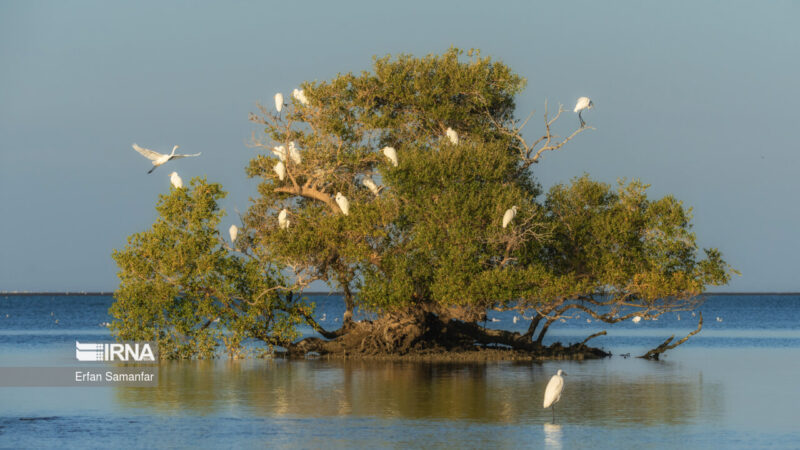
[1, 294, 799, 448]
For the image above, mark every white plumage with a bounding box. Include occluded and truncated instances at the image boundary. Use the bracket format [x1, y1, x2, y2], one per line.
[382, 146, 398, 167]
[335, 192, 350, 215]
[502, 206, 518, 228]
[274, 161, 286, 181]
[445, 127, 459, 145]
[288, 141, 302, 165]
[632, 316, 642, 323]
[274, 93, 284, 112]
[169, 171, 183, 189]
[292, 88, 309, 105]
[543, 369, 567, 422]
[362, 176, 380, 196]
[132, 143, 201, 174]
[229, 225, 238, 242]
[272, 145, 287, 162]
[278, 208, 290, 229]
[574, 96, 594, 127]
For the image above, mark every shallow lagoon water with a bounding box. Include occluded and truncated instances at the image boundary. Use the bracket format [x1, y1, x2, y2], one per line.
[1, 295, 799, 448]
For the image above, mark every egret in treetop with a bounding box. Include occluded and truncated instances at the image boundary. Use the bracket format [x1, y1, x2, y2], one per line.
[229, 225, 238, 242]
[502, 206, 518, 228]
[632, 316, 642, 323]
[170, 171, 183, 189]
[574, 97, 594, 128]
[274, 92, 284, 113]
[274, 161, 286, 181]
[292, 88, 309, 105]
[273, 145, 287, 162]
[132, 144, 201, 174]
[278, 208, 290, 229]
[445, 127, 459, 145]
[362, 176, 380, 196]
[382, 146, 398, 167]
[543, 369, 567, 423]
[335, 192, 350, 215]
[288, 141, 302, 165]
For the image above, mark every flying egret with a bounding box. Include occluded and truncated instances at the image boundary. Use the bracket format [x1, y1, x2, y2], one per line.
[335, 192, 350, 215]
[288, 141, 302, 165]
[278, 208, 290, 229]
[445, 127, 459, 145]
[574, 97, 594, 128]
[274, 161, 286, 181]
[274, 93, 284, 113]
[229, 225, 238, 242]
[362, 176, 380, 196]
[292, 88, 309, 105]
[169, 171, 183, 189]
[382, 146, 398, 167]
[632, 316, 642, 323]
[502, 206, 518, 228]
[543, 369, 567, 423]
[132, 143, 201, 174]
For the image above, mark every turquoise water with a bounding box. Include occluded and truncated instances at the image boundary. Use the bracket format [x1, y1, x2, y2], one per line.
[1, 294, 799, 448]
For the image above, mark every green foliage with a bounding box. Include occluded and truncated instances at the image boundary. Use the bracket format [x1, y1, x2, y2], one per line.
[111, 178, 306, 359]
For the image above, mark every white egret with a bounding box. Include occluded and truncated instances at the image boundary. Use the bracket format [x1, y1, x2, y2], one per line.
[573, 97, 594, 128]
[170, 171, 183, 189]
[513, 316, 518, 324]
[716, 316, 723, 322]
[132, 143, 201, 174]
[490, 317, 501, 322]
[229, 225, 238, 242]
[278, 208, 290, 229]
[362, 176, 380, 196]
[586, 318, 592, 323]
[274, 92, 284, 112]
[632, 316, 642, 323]
[272, 145, 287, 162]
[292, 88, 309, 105]
[445, 127, 459, 145]
[288, 141, 302, 165]
[382, 146, 398, 167]
[335, 192, 350, 215]
[274, 161, 286, 181]
[543, 369, 567, 423]
[502, 206, 518, 228]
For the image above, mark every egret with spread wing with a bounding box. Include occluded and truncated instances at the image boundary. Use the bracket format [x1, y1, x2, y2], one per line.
[132, 143, 201, 174]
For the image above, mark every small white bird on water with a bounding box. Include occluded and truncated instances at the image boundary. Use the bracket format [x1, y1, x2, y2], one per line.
[229, 225, 238, 243]
[274, 161, 286, 181]
[543, 369, 567, 423]
[716, 316, 723, 322]
[362, 176, 380, 196]
[382, 146, 398, 167]
[502, 206, 518, 228]
[132, 144, 201, 174]
[274, 92, 284, 113]
[632, 316, 642, 323]
[292, 88, 309, 105]
[574, 97, 594, 128]
[445, 127, 459, 145]
[513, 316, 518, 324]
[278, 208, 290, 229]
[335, 192, 350, 215]
[170, 172, 183, 189]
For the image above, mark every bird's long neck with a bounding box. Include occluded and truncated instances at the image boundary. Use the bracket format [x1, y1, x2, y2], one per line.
[170, 145, 178, 156]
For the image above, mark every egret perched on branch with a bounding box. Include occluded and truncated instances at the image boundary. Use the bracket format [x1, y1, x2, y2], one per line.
[445, 127, 459, 145]
[292, 88, 309, 105]
[574, 97, 594, 128]
[272, 145, 287, 162]
[288, 141, 302, 165]
[278, 208, 290, 229]
[335, 192, 350, 215]
[362, 176, 380, 196]
[229, 225, 238, 242]
[382, 146, 398, 167]
[132, 144, 201, 174]
[169, 172, 183, 189]
[543, 369, 567, 423]
[274, 93, 284, 113]
[273, 161, 286, 181]
[502, 206, 518, 228]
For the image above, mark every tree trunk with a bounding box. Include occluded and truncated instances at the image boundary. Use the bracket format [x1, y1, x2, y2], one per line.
[535, 317, 556, 346]
[341, 280, 354, 324]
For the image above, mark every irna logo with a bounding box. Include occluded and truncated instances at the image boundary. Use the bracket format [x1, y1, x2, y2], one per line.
[75, 341, 156, 362]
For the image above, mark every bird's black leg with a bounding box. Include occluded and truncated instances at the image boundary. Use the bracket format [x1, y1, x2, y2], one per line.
[552, 405, 556, 424]
[579, 111, 585, 128]
[148, 166, 157, 174]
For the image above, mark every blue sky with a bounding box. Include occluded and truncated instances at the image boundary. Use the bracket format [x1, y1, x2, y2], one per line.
[1, 1, 798, 292]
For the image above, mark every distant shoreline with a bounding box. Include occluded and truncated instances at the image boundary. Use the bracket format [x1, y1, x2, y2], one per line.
[1, 291, 799, 296]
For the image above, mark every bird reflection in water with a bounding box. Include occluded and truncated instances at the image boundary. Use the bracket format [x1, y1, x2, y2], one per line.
[543, 423, 562, 449]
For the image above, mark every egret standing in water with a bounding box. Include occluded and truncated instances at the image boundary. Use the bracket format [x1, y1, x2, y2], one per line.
[502, 206, 518, 228]
[573, 97, 594, 128]
[169, 172, 183, 189]
[543, 369, 567, 423]
[132, 144, 201, 174]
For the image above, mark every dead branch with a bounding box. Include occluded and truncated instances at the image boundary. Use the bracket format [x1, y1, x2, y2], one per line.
[580, 330, 607, 346]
